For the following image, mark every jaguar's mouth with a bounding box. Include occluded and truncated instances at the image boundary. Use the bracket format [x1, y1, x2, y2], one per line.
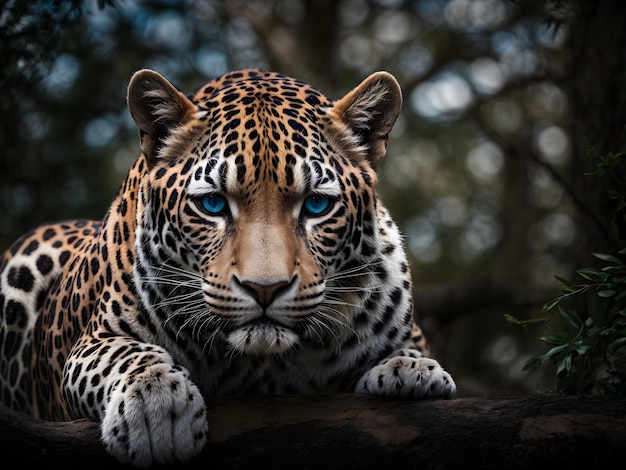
[226, 321, 299, 355]
[240, 315, 291, 329]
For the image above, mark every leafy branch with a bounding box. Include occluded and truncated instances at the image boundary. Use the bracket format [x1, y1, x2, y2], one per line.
[506, 141, 626, 395]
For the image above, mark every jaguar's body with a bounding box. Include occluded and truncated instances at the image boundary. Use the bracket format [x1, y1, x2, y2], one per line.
[0, 69, 455, 466]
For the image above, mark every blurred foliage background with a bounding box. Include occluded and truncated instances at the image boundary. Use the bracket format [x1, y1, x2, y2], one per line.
[2, 0, 626, 396]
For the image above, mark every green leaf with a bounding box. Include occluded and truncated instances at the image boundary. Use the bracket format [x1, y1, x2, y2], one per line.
[542, 343, 571, 357]
[554, 275, 574, 287]
[593, 252, 623, 265]
[539, 335, 563, 345]
[522, 356, 548, 371]
[608, 337, 626, 352]
[597, 289, 616, 298]
[503, 313, 524, 327]
[601, 265, 621, 272]
[503, 314, 549, 329]
[543, 297, 563, 311]
[551, 325, 572, 338]
[576, 267, 608, 283]
[583, 135, 598, 158]
[559, 306, 584, 329]
[557, 354, 572, 375]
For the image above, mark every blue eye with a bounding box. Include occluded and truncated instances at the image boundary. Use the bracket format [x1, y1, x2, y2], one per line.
[198, 194, 227, 215]
[303, 194, 332, 216]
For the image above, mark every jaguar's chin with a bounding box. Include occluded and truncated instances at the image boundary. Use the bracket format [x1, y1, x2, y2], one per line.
[226, 323, 299, 355]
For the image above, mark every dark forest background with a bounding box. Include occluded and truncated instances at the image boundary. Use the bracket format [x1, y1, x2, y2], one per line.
[2, 0, 626, 396]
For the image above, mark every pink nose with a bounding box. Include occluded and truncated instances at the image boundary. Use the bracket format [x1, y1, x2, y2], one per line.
[239, 279, 291, 308]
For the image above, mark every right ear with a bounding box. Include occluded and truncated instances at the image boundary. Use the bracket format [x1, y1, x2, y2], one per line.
[127, 69, 199, 165]
[324, 71, 402, 169]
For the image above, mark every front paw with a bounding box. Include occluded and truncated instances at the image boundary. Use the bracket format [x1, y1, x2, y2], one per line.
[356, 352, 456, 398]
[101, 363, 208, 467]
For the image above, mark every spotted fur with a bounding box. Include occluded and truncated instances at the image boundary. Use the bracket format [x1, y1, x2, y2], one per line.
[0, 69, 455, 466]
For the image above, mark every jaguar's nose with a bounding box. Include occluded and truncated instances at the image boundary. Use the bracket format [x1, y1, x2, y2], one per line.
[238, 279, 293, 309]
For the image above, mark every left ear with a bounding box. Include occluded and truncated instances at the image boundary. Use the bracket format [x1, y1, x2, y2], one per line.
[327, 71, 402, 169]
[127, 69, 200, 166]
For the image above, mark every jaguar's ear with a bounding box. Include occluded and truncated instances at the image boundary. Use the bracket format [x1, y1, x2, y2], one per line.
[127, 69, 199, 166]
[327, 71, 402, 169]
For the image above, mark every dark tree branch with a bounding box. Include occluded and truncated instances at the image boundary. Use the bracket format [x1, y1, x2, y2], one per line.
[1, 394, 625, 469]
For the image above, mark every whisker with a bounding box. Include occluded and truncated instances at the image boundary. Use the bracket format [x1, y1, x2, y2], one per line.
[202, 323, 224, 354]
[162, 301, 205, 333]
[153, 292, 203, 311]
[318, 305, 356, 330]
[324, 284, 384, 293]
[322, 296, 366, 310]
[325, 259, 384, 280]
[135, 257, 381, 360]
[305, 318, 327, 345]
[314, 304, 361, 346]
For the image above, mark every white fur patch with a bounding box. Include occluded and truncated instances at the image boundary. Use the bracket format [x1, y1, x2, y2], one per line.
[227, 324, 299, 355]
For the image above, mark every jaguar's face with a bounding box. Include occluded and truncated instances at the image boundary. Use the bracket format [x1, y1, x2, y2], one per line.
[128, 69, 402, 355]
[183, 153, 347, 355]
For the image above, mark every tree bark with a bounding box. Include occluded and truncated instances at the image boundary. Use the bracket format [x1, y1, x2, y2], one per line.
[1, 394, 625, 469]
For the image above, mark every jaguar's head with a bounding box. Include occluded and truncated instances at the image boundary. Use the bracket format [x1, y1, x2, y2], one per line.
[127, 68, 402, 355]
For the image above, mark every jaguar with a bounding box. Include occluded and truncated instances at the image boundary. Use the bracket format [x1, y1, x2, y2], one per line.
[0, 68, 455, 466]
